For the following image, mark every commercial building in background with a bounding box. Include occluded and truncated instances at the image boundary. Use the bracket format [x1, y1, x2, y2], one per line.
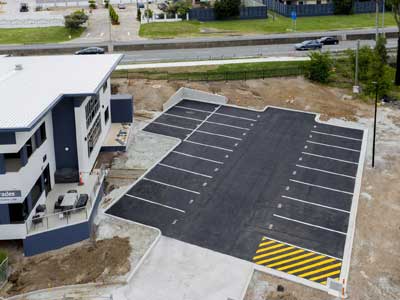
[0, 54, 133, 256]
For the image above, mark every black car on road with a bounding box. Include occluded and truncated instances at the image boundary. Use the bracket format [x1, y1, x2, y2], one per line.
[75, 47, 105, 55]
[318, 36, 339, 45]
[294, 40, 322, 51]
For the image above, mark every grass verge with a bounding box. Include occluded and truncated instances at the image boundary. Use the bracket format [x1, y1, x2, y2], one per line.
[0, 27, 85, 45]
[140, 12, 396, 38]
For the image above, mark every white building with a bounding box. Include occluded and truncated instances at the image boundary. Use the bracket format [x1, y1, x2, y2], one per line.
[0, 54, 131, 256]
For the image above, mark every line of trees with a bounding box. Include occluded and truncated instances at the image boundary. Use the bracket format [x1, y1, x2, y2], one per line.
[109, 5, 120, 24]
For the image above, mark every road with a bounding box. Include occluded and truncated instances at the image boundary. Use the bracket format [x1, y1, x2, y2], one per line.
[120, 39, 397, 63]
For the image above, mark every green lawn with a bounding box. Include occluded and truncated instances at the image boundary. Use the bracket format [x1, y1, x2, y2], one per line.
[0, 27, 85, 45]
[140, 12, 396, 38]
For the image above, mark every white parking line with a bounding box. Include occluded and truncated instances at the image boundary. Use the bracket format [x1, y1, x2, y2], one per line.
[175, 105, 218, 114]
[296, 164, 356, 179]
[307, 140, 360, 152]
[302, 152, 358, 165]
[127, 32, 131, 36]
[175, 105, 257, 121]
[159, 163, 212, 178]
[311, 130, 362, 141]
[206, 120, 250, 131]
[197, 130, 242, 141]
[143, 178, 200, 195]
[152, 121, 192, 131]
[281, 195, 350, 214]
[100, 32, 104, 37]
[273, 214, 347, 235]
[86, 33, 91, 37]
[164, 112, 203, 122]
[172, 151, 224, 164]
[289, 179, 353, 195]
[184, 140, 233, 152]
[126, 194, 185, 213]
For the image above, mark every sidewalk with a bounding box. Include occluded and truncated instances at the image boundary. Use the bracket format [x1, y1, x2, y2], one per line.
[116, 56, 310, 70]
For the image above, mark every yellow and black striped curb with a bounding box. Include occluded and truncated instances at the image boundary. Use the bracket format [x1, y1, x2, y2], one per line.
[253, 237, 341, 285]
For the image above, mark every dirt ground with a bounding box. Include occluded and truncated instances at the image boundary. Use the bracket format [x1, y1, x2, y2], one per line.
[112, 77, 400, 300]
[0, 237, 131, 297]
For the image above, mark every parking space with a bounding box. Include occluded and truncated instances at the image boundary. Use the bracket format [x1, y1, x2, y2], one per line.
[107, 100, 366, 287]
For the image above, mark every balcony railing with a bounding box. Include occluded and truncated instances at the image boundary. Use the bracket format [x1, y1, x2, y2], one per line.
[25, 167, 107, 235]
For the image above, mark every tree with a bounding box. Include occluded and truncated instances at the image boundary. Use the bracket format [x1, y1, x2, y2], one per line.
[333, 0, 353, 15]
[104, 0, 109, 8]
[166, 1, 190, 18]
[347, 45, 374, 82]
[64, 10, 88, 31]
[305, 52, 333, 83]
[389, 0, 400, 85]
[375, 35, 388, 65]
[137, 8, 142, 21]
[214, 0, 241, 20]
[88, 0, 96, 9]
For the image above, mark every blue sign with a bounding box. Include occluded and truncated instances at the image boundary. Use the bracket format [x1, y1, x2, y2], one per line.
[291, 10, 297, 20]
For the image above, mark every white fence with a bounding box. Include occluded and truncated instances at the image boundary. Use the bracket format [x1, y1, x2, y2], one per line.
[0, 16, 64, 28]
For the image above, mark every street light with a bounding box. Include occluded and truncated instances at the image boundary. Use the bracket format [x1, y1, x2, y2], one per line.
[372, 81, 378, 168]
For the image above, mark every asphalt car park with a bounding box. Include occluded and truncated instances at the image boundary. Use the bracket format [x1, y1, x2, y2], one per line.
[107, 100, 366, 287]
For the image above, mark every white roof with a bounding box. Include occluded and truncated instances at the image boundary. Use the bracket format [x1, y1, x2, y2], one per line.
[0, 54, 122, 130]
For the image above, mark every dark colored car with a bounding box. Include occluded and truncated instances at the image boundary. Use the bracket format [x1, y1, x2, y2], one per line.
[318, 36, 339, 45]
[137, 2, 145, 8]
[157, 2, 168, 11]
[20, 3, 29, 12]
[75, 47, 105, 55]
[295, 40, 322, 51]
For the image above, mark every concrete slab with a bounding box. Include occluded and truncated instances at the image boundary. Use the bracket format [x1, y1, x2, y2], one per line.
[118, 236, 253, 300]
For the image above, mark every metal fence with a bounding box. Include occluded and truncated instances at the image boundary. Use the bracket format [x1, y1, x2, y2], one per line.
[112, 66, 305, 81]
[0, 257, 8, 288]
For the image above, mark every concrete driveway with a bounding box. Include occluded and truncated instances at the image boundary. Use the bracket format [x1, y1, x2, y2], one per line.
[116, 236, 253, 300]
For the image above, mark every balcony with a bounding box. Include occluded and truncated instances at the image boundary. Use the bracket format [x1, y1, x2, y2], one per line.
[25, 167, 107, 236]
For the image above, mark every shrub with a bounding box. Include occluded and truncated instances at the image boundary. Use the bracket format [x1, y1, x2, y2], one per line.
[109, 5, 120, 24]
[214, 0, 241, 20]
[64, 9, 88, 31]
[0, 250, 7, 264]
[104, 0, 109, 8]
[347, 45, 374, 82]
[166, 1, 190, 18]
[144, 8, 153, 19]
[375, 35, 388, 65]
[137, 8, 141, 21]
[305, 52, 333, 83]
[88, 0, 96, 9]
[333, 0, 353, 15]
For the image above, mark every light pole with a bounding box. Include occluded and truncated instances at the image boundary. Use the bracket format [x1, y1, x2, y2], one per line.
[375, 0, 379, 41]
[372, 81, 378, 168]
[382, 0, 385, 36]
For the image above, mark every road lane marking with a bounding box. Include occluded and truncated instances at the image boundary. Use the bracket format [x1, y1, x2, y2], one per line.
[159, 163, 212, 178]
[301, 152, 358, 165]
[281, 195, 350, 214]
[289, 179, 353, 195]
[255, 249, 305, 265]
[309, 270, 341, 281]
[126, 194, 185, 213]
[184, 140, 233, 152]
[296, 164, 356, 179]
[307, 140, 360, 152]
[143, 178, 200, 194]
[175, 105, 258, 121]
[253, 246, 295, 260]
[311, 130, 362, 141]
[273, 214, 347, 235]
[274, 254, 322, 270]
[298, 263, 342, 278]
[172, 151, 224, 164]
[255, 243, 285, 253]
[287, 258, 336, 274]
[175, 105, 215, 113]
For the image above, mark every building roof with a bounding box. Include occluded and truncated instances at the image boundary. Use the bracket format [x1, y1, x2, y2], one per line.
[0, 54, 123, 131]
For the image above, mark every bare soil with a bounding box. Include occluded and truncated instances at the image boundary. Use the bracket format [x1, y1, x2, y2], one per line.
[113, 77, 400, 300]
[112, 77, 372, 122]
[1, 237, 131, 297]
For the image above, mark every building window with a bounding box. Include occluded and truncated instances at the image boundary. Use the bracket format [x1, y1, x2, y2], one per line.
[4, 152, 23, 173]
[104, 106, 110, 124]
[30, 176, 43, 209]
[102, 81, 108, 93]
[87, 115, 102, 156]
[25, 136, 36, 159]
[85, 95, 100, 128]
[8, 198, 29, 224]
[35, 122, 47, 148]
